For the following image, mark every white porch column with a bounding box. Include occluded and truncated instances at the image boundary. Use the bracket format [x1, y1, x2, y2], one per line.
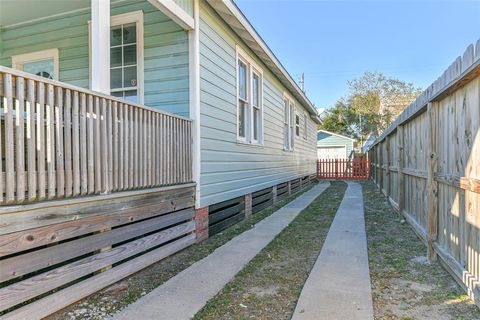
[189, 0, 201, 208]
[91, 0, 110, 94]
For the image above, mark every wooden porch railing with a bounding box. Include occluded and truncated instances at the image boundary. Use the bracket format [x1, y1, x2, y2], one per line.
[0, 66, 192, 205]
[317, 159, 370, 180]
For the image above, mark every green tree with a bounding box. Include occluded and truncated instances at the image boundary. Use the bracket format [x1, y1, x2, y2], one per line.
[319, 99, 356, 137]
[319, 71, 421, 143]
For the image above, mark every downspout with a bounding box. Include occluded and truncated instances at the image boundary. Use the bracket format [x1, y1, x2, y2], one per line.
[188, 0, 201, 208]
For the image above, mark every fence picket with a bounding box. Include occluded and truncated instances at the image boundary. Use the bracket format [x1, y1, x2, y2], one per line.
[26, 79, 36, 201]
[15, 77, 25, 203]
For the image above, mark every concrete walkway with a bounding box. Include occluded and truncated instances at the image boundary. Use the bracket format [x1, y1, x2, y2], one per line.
[111, 182, 330, 320]
[292, 182, 374, 320]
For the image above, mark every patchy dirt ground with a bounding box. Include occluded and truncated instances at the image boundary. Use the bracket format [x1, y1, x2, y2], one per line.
[193, 181, 347, 320]
[47, 185, 316, 320]
[362, 181, 480, 320]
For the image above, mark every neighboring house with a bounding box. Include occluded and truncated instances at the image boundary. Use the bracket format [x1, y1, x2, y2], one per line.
[317, 130, 355, 159]
[0, 0, 320, 317]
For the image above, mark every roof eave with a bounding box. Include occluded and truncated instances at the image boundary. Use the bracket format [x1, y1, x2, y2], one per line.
[206, 0, 320, 124]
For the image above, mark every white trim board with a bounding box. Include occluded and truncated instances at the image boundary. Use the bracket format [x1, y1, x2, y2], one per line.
[147, 0, 194, 30]
[317, 129, 356, 142]
[11, 48, 60, 80]
[188, 0, 201, 208]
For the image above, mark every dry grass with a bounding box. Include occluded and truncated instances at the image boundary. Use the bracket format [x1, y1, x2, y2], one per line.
[362, 181, 480, 320]
[194, 181, 347, 320]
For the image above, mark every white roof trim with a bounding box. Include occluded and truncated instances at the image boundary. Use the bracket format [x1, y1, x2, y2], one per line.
[317, 129, 356, 141]
[147, 0, 194, 30]
[206, 0, 320, 124]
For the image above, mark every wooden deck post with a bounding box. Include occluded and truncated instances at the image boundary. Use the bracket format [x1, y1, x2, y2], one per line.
[272, 185, 278, 204]
[245, 193, 252, 218]
[427, 102, 439, 261]
[397, 125, 405, 214]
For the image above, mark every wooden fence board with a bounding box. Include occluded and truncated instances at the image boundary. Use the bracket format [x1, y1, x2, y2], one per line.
[0, 208, 194, 282]
[0, 187, 195, 255]
[0, 221, 194, 311]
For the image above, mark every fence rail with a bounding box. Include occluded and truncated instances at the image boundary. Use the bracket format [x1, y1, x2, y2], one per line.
[317, 159, 370, 180]
[368, 38, 480, 306]
[0, 66, 192, 205]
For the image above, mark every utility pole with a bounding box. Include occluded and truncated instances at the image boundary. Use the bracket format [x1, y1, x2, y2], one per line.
[299, 72, 305, 92]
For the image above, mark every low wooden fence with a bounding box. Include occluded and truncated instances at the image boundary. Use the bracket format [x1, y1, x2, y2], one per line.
[368, 39, 480, 306]
[0, 66, 192, 205]
[317, 159, 370, 180]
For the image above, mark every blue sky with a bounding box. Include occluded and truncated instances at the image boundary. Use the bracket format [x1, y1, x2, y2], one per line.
[235, 0, 480, 109]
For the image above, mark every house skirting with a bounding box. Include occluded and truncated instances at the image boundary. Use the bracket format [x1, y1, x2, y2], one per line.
[194, 174, 317, 241]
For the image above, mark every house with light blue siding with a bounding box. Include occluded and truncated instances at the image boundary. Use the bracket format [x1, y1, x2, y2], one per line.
[0, 0, 319, 240]
[317, 129, 355, 159]
[0, 0, 321, 315]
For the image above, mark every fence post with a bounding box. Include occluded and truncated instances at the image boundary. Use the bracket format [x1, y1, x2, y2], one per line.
[397, 125, 405, 214]
[385, 136, 391, 198]
[427, 102, 439, 261]
[379, 140, 384, 193]
[371, 148, 375, 182]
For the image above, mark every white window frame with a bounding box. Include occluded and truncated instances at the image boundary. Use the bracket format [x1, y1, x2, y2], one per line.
[295, 111, 300, 137]
[236, 45, 264, 146]
[303, 112, 308, 140]
[283, 97, 290, 151]
[283, 93, 295, 151]
[12, 48, 60, 80]
[89, 11, 144, 103]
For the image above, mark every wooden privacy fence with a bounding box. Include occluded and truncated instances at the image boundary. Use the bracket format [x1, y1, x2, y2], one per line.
[368, 39, 480, 306]
[0, 66, 193, 205]
[317, 159, 370, 180]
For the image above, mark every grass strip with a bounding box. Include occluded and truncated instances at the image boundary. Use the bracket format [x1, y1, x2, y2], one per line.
[48, 183, 319, 320]
[194, 181, 347, 320]
[362, 181, 479, 320]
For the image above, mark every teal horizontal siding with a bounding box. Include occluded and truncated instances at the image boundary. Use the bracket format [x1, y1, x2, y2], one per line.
[173, 0, 193, 16]
[198, 1, 317, 207]
[0, 0, 189, 117]
[317, 132, 354, 156]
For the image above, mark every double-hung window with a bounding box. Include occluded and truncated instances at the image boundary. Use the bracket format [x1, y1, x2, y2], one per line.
[284, 95, 296, 151]
[303, 113, 308, 139]
[295, 113, 300, 137]
[110, 12, 143, 103]
[290, 103, 296, 149]
[238, 60, 248, 139]
[283, 99, 290, 150]
[89, 11, 144, 103]
[236, 46, 263, 145]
